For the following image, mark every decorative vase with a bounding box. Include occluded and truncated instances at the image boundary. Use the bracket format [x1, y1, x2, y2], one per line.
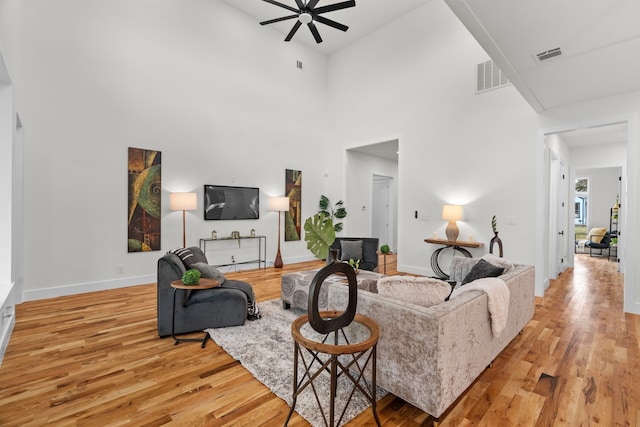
[490, 231, 504, 257]
[326, 248, 340, 265]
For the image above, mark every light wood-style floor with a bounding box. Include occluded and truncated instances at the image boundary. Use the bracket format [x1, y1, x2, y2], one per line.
[0, 254, 637, 426]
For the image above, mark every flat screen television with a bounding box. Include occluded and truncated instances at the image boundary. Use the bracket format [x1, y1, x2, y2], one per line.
[203, 185, 259, 220]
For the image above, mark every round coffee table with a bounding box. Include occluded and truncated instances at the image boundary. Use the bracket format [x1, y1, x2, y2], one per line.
[170, 278, 219, 347]
[284, 310, 381, 427]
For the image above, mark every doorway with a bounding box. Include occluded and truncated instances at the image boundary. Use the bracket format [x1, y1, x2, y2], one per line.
[538, 119, 631, 310]
[372, 175, 394, 251]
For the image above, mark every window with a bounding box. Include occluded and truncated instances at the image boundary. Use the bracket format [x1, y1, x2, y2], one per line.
[575, 177, 589, 226]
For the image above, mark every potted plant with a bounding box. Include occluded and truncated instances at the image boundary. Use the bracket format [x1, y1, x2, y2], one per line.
[304, 213, 336, 261]
[182, 269, 201, 285]
[304, 195, 348, 263]
[380, 244, 391, 254]
[318, 195, 347, 233]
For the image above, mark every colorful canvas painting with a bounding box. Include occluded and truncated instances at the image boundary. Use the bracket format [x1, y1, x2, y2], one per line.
[285, 169, 302, 241]
[128, 147, 162, 252]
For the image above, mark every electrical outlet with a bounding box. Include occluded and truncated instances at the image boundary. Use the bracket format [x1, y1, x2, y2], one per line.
[116, 266, 123, 274]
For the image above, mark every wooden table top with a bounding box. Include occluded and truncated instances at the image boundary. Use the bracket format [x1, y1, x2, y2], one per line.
[170, 278, 220, 290]
[424, 238, 484, 248]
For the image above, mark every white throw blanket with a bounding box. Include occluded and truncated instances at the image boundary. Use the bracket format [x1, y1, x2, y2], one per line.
[450, 277, 510, 337]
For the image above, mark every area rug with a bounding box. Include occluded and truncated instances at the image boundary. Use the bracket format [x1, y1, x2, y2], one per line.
[205, 299, 387, 427]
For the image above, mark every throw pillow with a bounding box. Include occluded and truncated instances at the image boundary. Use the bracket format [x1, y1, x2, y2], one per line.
[587, 227, 607, 244]
[168, 247, 206, 268]
[191, 262, 225, 285]
[378, 276, 452, 308]
[462, 259, 505, 285]
[340, 240, 363, 262]
[481, 253, 514, 273]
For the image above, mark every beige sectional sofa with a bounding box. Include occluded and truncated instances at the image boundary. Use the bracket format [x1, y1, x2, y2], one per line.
[327, 257, 535, 421]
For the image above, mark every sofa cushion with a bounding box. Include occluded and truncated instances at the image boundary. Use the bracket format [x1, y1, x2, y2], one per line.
[340, 240, 363, 262]
[191, 262, 225, 285]
[378, 276, 452, 308]
[462, 259, 505, 285]
[168, 247, 207, 268]
[481, 253, 514, 273]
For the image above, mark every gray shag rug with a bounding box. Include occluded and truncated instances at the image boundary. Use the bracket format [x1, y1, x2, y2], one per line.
[205, 299, 386, 427]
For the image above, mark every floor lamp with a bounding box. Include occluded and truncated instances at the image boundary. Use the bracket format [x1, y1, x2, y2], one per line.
[270, 197, 290, 268]
[170, 192, 197, 247]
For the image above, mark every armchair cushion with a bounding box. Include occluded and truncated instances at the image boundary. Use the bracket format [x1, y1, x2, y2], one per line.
[339, 240, 363, 262]
[168, 247, 207, 268]
[331, 237, 379, 272]
[191, 262, 225, 285]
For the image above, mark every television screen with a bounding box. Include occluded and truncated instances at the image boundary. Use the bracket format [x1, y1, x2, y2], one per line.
[203, 185, 259, 220]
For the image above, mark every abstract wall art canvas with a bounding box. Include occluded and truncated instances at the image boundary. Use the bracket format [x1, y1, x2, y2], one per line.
[128, 147, 162, 252]
[285, 169, 302, 241]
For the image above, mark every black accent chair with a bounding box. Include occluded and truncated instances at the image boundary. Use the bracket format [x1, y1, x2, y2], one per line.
[331, 237, 379, 272]
[157, 247, 248, 337]
[587, 232, 611, 257]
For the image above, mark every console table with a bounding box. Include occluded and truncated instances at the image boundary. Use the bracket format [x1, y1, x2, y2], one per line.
[199, 235, 266, 270]
[424, 238, 484, 279]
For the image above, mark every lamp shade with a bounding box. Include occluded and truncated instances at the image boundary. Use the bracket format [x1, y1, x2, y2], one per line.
[442, 204, 463, 221]
[269, 196, 290, 212]
[170, 192, 197, 211]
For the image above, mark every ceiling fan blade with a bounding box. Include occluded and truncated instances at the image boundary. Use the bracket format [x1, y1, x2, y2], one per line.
[262, 0, 299, 14]
[294, 0, 305, 9]
[315, 15, 348, 32]
[314, 0, 356, 15]
[260, 14, 299, 25]
[285, 20, 302, 41]
[308, 22, 323, 43]
[307, 0, 321, 9]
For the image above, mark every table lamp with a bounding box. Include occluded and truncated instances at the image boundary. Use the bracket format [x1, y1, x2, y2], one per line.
[442, 204, 463, 242]
[270, 196, 290, 268]
[170, 192, 197, 247]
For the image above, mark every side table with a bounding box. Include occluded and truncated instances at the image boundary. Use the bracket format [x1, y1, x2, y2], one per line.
[424, 238, 484, 280]
[284, 311, 381, 427]
[377, 251, 393, 275]
[170, 278, 220, 348]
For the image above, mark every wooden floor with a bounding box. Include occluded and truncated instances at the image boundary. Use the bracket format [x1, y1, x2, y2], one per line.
[0, 254, 637, 426]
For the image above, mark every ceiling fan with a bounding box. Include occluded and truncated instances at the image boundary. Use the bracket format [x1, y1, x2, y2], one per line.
[260, 0, 356, 44]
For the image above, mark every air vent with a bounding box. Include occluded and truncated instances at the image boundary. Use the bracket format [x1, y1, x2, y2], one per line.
[476, 60, 511, 93]
[536, 47, 563, 62]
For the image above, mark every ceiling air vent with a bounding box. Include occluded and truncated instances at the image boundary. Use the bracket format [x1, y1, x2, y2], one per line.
[476, 60, 511, 94]
[536, 47, 563, 62]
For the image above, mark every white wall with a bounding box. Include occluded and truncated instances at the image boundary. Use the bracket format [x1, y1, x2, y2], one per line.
[328, 1, 540, 276]
[7, 0, 341, 299]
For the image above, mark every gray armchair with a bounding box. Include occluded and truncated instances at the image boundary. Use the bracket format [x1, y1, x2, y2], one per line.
[331, 237, 379, 272]
[157, 247, 249, 337]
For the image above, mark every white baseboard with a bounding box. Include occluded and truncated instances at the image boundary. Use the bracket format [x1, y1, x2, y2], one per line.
[22, 275, 156, 302]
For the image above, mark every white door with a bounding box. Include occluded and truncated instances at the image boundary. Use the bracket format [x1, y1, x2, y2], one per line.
[372, 175, 393, 249]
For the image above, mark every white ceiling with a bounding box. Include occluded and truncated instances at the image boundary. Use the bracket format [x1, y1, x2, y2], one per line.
[223, 0, 638, 151]
[444, 0, 640, 113]
[222, 0, 429, 56]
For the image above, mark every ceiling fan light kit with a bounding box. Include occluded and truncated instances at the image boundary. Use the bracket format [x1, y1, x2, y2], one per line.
[260, 0, 356, 44]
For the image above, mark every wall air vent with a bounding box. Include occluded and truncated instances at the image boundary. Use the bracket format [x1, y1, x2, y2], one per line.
[476, 60, 511, 94]
[536, 47, 563, 62]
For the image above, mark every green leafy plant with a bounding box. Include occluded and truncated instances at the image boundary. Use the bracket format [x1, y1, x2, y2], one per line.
[304, 213, 336, 260]
[318, 195, 347, 233]
[491, 215, 498, 234]
[182, 269, 201, 285]
[380, 244, 390, 254]
[348, 258, 360, 269]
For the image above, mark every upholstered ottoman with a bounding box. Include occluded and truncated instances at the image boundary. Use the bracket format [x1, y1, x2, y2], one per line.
[281, 268, 382, 310]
